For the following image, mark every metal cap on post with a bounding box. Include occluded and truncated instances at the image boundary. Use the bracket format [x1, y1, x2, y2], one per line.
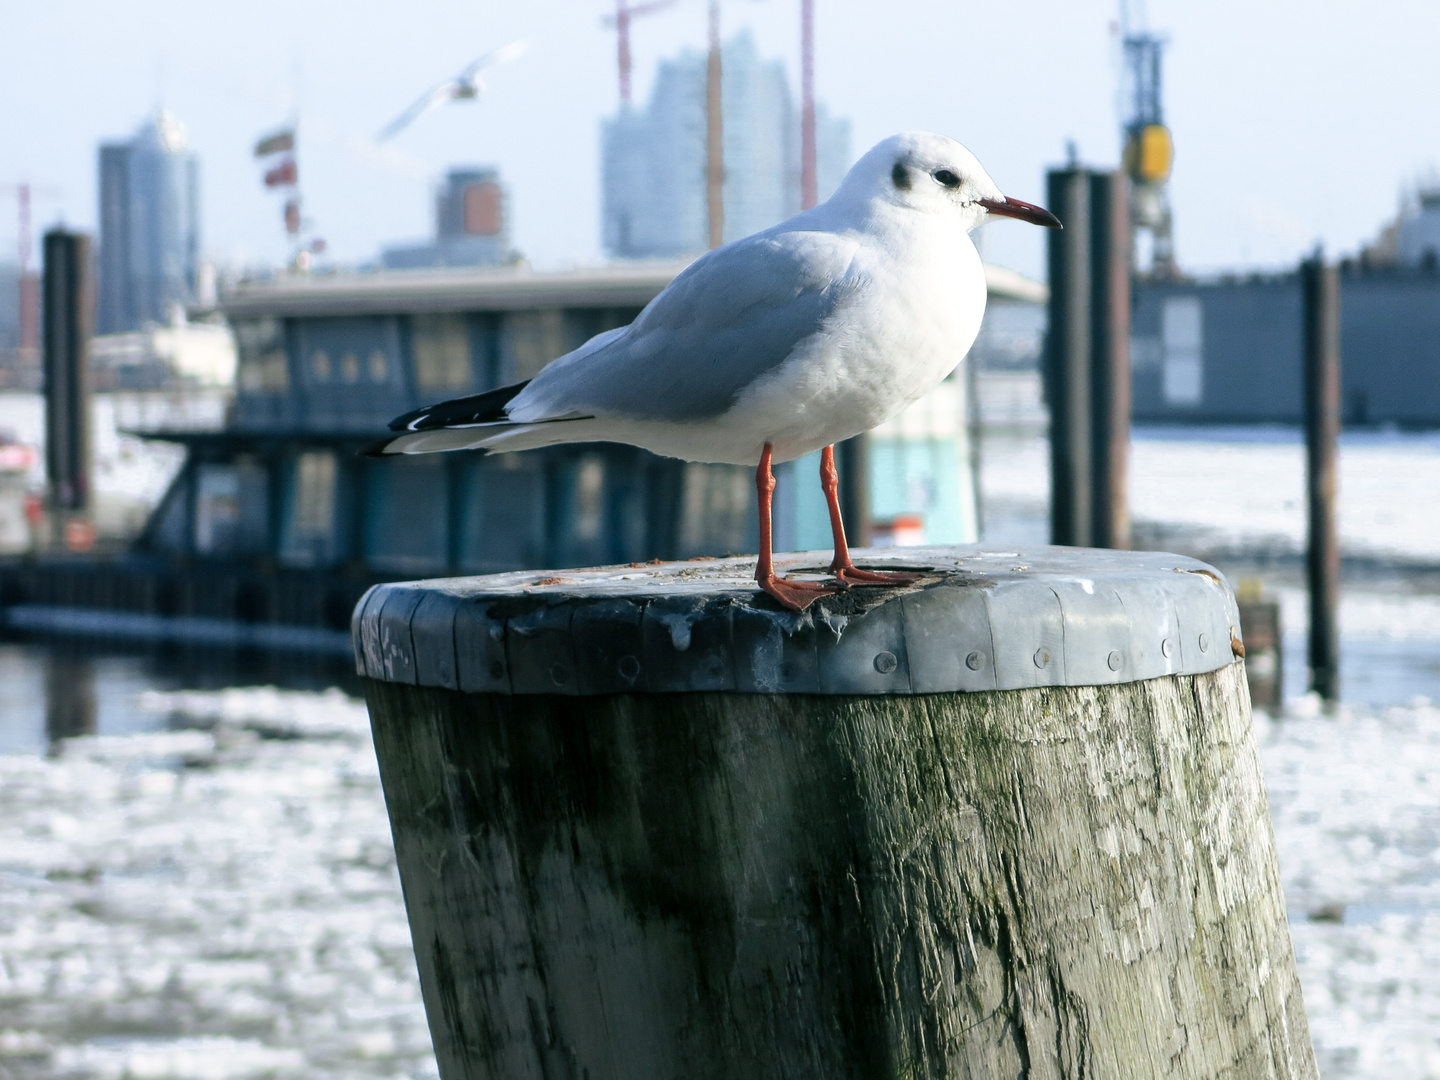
[1302, 254, 1340, 700]
[354, 547, 1244, 694]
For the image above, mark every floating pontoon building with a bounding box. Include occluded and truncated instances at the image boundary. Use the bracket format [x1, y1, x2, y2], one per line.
[1132, 266, 1440, 426]
[141, 261, 1041, 582]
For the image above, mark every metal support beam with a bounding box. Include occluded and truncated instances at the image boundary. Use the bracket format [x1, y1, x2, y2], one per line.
[1302, 255, 1340, 701]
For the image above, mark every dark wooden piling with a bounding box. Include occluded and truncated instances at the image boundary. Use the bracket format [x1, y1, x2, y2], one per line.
[1045, 168, 1132, 549]
[1090, 171, 1132, 550]
[1302, 255, 1341, 700]
[41, 229, 92, 530]
[44, 652, 96, 746]
[356, 546, 1316, 1080]
[1046, 170, 1092, 545]
[1237, 587, 1284, 711]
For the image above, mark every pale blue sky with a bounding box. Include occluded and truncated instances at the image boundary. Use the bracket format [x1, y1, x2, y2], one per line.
[4, 0, 1437, 280]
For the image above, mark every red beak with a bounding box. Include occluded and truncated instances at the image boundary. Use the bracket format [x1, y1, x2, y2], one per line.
[977, 196, 1063, 229]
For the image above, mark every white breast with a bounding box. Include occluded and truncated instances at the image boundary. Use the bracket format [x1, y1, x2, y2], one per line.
[718, 220, 987, 463]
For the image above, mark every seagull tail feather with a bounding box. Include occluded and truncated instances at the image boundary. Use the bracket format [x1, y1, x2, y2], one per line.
[366, 380, 619, 457]
[362, 417, 611, 458]
[388, 379, 531, 432]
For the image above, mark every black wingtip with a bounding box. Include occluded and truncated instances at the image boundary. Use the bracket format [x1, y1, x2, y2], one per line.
[359, 435, 399, 457]
[387, 379, 532, 432]
[387, 406, 428, 433]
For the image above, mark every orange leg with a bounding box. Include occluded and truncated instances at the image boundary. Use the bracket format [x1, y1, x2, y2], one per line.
[820, 444, 920, 588]
[755, 443, 842, 611]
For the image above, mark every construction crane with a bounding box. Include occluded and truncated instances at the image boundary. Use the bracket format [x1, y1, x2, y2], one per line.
[706, 0, 723, 248]
[601, 0, 717, 240]
[603, 0, 677, 106]
[1118, 0, 1176, 277]
[800, 0, 816, 210]
[1, 182, 59, 361]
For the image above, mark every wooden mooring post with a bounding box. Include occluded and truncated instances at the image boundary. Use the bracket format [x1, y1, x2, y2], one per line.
[355, 546, 1316, 1080]
[41, 228, 92, 544]
[1044, 167, 1132, 550]
[1302, 254, 1341, 701]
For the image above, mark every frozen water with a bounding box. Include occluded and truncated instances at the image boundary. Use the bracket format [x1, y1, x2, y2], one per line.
[1262, 699, 1440, 1078]
[980, 424, 1440, 566]
[1129, 427, 1440, 565]
[0, 688, 436, 1080]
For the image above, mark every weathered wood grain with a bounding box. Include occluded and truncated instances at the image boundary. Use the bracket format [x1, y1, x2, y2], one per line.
[365, 661, 1314, 1079]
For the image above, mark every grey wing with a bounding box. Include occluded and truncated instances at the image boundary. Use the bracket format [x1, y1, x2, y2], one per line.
[377, 82, 456, 141]
[460, 40, 527, 80]
[508, 230, 861, 424]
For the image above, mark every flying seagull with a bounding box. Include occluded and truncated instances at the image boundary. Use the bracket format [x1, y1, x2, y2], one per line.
[376, 41, 527, 142]
[369, 131, 1060, 610]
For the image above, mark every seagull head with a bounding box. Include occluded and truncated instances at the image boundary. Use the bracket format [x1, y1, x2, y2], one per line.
[842, 132, 1061, 233]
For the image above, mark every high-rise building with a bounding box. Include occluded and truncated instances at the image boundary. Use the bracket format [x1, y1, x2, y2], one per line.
[97, 111, 201, 334]
[382, 167, 514, 270]
[601, 30, 850, 259]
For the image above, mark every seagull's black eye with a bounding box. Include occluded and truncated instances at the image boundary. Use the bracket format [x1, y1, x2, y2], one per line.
[933, 169, 962, 189]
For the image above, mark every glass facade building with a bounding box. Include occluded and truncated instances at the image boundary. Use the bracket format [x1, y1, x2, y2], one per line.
[97, 112, 200, 334]
[601, 31, 851, 259]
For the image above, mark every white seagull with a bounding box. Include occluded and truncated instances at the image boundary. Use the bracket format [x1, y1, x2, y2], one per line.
[376, 41, 527, 142]
[369, 131, 1060, 609]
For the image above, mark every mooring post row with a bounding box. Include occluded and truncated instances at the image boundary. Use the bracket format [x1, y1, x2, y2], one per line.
[352, 545, 1242, 696]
